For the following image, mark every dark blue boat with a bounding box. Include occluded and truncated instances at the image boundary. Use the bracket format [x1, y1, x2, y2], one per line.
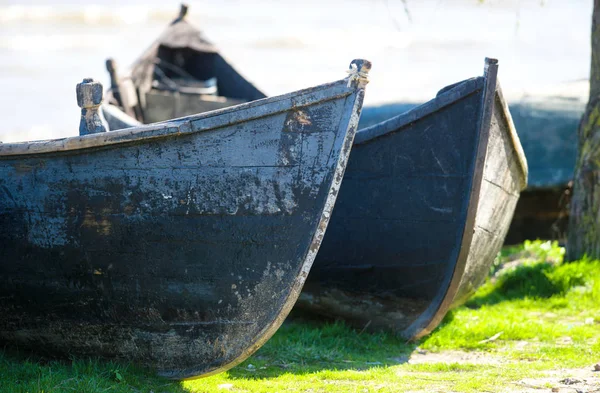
[0, 59, 370, 379]
[296, 59, 528, 338]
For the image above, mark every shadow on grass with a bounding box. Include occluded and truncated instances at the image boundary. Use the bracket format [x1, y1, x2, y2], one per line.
[0, 346, 187, 393]
[466, 260, 587, 308]
[225, 318, 417, 380]
[0, 319, 417, 387]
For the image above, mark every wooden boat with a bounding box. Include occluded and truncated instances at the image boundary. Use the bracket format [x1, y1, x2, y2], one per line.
[296, 59, 528, 338]
[104, 4, 266, 124]
[0, 59, 371, 378]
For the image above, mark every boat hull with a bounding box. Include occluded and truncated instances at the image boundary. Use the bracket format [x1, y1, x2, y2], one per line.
[0, 78, 365, 378]
[451, 91, 527, 306]
[296, 62, 527, 338]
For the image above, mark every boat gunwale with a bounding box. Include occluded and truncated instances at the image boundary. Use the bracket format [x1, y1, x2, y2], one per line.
[354, 75, 528, 188]
[0, 79, 352, 158]
[495, 83, 529, 190]
[354, 76, 484, 145]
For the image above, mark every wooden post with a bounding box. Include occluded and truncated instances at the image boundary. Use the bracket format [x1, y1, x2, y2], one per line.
[171, 3, 188, 24]
[347, 59, 372, 89]
[77, 78, 107, 136]
[106, 58, 123, 107]
[105, 58, 139, 119]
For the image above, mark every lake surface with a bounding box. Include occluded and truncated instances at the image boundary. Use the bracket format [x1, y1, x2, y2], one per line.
[0, 0, 591, 142]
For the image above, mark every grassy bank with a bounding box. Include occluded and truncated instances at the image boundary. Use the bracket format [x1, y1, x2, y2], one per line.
[2, 241, 599, 392]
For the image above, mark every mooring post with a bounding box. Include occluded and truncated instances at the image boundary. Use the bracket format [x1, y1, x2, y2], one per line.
[77, 78, 107, 136]
[347, 59, 372, 89]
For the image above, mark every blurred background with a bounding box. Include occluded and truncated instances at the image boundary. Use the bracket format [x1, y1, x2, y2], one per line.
[0, 0, 590, 143]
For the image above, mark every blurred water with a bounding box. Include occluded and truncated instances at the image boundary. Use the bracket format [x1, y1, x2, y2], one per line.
[0, 0, 591, 142]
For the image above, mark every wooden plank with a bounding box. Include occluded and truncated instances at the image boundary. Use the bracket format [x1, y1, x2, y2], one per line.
[0, 79, 350, 157]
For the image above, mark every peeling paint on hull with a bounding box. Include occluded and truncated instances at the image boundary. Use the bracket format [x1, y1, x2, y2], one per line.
[0, 74, 367, 379]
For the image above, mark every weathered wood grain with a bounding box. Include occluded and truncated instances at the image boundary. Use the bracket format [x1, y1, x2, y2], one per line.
[0, 60, 370, 379]
[449, 87, 527, 307]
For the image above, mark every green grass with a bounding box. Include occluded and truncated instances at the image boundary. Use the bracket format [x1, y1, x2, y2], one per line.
[2, 240, 599, 392]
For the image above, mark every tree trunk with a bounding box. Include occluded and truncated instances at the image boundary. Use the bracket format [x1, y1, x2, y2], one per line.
[567, 0, 600, 260]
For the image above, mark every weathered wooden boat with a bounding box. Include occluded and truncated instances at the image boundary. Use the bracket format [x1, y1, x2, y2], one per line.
[104, 4, 265, 124]
[0, 59, 371, 378]
[295, 59, 528, 338]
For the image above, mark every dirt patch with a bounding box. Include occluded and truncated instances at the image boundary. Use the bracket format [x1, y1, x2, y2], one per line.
[409, 349, 505, 365]
[389, 349, 505, 365]
[516, 367, 600, 392]
[391, 350, 599, 392]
